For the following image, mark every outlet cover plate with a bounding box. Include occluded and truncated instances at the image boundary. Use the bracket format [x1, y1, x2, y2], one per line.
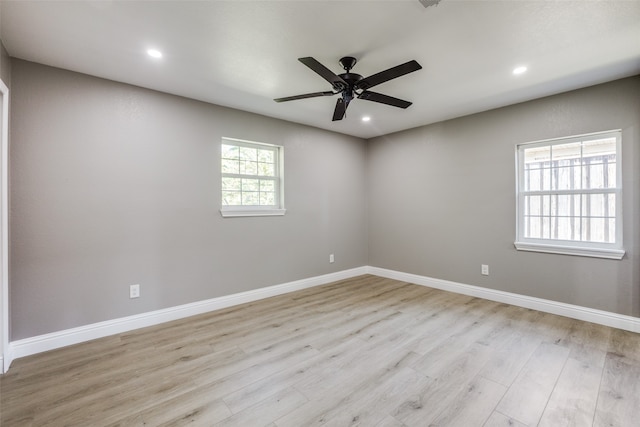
[130, 284, 140, 299]
[481, 265, 489, 276]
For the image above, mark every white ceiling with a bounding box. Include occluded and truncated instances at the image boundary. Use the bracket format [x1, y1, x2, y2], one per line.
[2, 0, 639, 139]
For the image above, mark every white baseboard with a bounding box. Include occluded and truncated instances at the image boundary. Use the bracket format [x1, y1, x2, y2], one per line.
[367, 266, 640, 333]
[8, 267, 368, 366]
[2, 343, 13, 374]
[0, 345, 14, 374]
[7, 265, 639, 372]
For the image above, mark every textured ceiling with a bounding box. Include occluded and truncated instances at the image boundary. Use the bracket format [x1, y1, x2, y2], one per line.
[2, 0, 639, 138]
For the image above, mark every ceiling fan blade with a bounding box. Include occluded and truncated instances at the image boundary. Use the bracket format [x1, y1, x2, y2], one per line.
[332, 98, 348, 121]
[299, 57, 348, 90]
[274, 91, 335, 103]
[355, 60, 422, 90]
[358, 91, 412, 109]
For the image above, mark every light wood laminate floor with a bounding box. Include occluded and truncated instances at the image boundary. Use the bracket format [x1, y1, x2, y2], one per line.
[1, 275, 639, 426]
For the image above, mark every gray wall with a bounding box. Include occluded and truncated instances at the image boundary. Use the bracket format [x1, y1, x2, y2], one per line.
[10, 60, 368, 340]
[368, 76, 640, 317]
[9, 57, 640, 342]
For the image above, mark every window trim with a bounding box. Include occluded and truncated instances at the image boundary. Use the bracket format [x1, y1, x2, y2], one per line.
[514, 130, 624, 260]
[219, 137, 286, 218]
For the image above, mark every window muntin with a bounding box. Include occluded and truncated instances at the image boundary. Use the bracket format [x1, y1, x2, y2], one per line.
[515, 131, 623, 259]
[220, 138, 284, 217]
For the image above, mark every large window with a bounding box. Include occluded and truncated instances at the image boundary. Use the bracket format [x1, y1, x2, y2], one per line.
[220, 138, 285, 217]
[515, 130, 623, 259]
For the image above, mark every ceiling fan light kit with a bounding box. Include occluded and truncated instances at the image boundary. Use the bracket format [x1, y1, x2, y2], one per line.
[274, 56, 422, 121]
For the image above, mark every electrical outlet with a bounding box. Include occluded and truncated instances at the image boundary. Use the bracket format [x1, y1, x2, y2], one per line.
[130, 284, 140, 299]
[329, 253, 335, 263]
[481, 264, 489, 276]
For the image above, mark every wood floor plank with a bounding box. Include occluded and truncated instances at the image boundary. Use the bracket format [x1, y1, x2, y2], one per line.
[214, 387, 307, 427]
[557, 321, 611, 368]
[607, 328, 640, 362]
[478, 331, 543, 387]
[374, 415, 406, 427]
[223, 336, 360, 413]
[593, 352, 640, 427]
[106, 394, 231, 427]
[429, 375, 507, 426]
[495, 341, 571, 426]
[1, 275, 638, 427]
[319, 367, 427, 427]
[276, 350, 420, 427]
[483, 411, 528, 427]
[393, 343, 495, 426]
[538, 356, 602, 427]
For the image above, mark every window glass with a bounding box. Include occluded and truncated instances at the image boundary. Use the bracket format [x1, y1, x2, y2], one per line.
[220, 138, 284, 216]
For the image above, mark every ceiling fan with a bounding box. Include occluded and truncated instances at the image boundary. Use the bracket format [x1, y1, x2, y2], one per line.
[274, 56, 422, 121]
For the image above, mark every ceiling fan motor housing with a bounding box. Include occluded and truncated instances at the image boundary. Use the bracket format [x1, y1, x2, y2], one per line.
[336, 57, 362, 97]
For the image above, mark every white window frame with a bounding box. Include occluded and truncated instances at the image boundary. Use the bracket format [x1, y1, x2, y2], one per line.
[514, 130, 624, 259]
[220, 137, 285, 218]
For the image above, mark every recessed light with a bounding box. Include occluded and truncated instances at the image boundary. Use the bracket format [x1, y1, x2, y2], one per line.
[513, 66, 527, 75]
[147, 49, 163, 59]
[362, 116, 371, 122]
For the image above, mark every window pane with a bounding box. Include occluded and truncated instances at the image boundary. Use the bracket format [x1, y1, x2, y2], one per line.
[588, 218, 606, 243]
[525, 169, 539, 191]
[588, 163, 605, 189]
[542, 168, 551, 191]
[555, 194, 574, 217]
[542, 216, 551, 239]
[222, 177, 240, 191]
[242, 192, 259, 205]
[552, 142, 581, 162]
[554, 166, 580, 190]
[240, 160, 258, 175]
[524, 146, 550, 167]
[608, 219, 616, 243]
[241, 179, 259, 192]
[583, 137, 616, 158]
[222, 191, 241, 206]
[260, 192, 275, 206]
[607, 162, 616, 188]
[260, 180, 275, 192]
[258, 162, 275, 176]
[239, 147, 257, 161]
[222, 159, 239, 174]
[525, 168, 550, 191]
[541, 195, 551, 216]
[556, 217, 571, 240]
[258, 149, 274, 163]
[525, 216, 541, 239]
[527, 196, 540, 216]
[608, 194, 616, 217]
[572, 159, 582, 189]
[590, 194, 606, 217]
[221, 144, 239, 160]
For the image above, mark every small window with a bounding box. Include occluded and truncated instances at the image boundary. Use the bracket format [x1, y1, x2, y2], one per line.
[515, 130, 624, 259]
[220, 138, 285, 217]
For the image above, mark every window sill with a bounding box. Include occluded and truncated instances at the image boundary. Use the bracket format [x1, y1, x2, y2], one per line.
[514, 241, 625, 260]
[220, 209, 286, 218]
